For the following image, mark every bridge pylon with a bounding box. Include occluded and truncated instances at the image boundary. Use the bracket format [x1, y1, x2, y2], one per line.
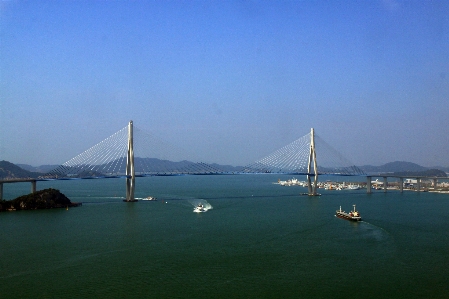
[125, 120, 137, 202]
[307, 128, 319, 196]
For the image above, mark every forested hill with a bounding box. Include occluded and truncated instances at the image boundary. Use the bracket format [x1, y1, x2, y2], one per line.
[0, 160, 41, 179]
[359, 161, 447, 177]
[389, 169, 447, 177]
[359, 161, 427, 173]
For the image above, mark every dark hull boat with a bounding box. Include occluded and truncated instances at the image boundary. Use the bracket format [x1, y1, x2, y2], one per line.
[336, 205, 361, 221]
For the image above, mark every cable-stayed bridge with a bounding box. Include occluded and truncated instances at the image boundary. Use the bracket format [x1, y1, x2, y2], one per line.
[3, 121, 448, 201]
[40, 121, 364, 199]
[45, 124, 364, 177]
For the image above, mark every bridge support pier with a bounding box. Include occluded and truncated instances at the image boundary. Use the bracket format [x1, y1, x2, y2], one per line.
[383, 177, 388, 192]
[399, 177, 403, 192]
[31, 180, 36, 193]
[0, 183, 2, 200]
[366, 176, 372, 193]
[416, 178, 421, 192]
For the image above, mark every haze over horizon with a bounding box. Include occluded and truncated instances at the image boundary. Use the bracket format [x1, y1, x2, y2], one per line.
[10, 158, 449, 170]
[1, 1, 448, 167]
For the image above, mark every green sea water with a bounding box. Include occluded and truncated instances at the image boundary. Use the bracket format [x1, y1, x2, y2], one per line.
[1, 175, 449, 298]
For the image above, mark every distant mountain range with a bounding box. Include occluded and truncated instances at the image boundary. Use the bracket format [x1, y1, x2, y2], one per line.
[358, 161, 448, 176]
[16, 164, 59, 173]
[359, 161, 427, 173]
[1, 160, 448, 179]
[1, 159, 242, 179]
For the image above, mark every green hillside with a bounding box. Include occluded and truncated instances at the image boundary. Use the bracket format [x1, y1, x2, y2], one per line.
[0, 160, 41, 179]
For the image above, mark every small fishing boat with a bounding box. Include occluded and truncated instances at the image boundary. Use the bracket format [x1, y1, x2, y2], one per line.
[336, 204, 361, 221]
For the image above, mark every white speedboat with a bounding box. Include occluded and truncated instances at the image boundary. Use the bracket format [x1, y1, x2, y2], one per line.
[143, 196, 157, 201]
[347, 185, 361, 190]
[193, 204, 206, 213]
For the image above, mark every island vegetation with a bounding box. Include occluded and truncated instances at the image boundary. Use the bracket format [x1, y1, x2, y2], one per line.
[0, 188, 81, 212]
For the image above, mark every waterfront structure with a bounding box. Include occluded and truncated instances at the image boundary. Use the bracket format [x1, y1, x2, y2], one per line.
[366, 175, 449, 193]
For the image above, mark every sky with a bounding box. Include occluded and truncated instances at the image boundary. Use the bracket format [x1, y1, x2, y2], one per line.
[1, 0, 448, 167]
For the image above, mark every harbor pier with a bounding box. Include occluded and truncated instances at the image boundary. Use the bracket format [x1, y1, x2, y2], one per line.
[366, 175, 448, 193]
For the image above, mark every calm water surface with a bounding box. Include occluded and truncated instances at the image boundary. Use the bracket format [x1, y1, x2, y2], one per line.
[1, 175, 449, 298]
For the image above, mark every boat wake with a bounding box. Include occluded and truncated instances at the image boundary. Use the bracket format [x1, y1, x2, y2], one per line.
[188, 199, 213, 213]
[356, 221, 392, 242]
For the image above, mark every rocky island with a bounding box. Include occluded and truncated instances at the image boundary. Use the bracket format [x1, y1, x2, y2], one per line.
[0, 188, 81, 212]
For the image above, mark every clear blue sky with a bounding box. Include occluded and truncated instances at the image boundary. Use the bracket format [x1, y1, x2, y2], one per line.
[1, 0, 448, 167]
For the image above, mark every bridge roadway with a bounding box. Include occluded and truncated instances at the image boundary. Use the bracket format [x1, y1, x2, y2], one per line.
[0, 176, 125, 200]
[1, 174, 448, 200]
[0, 174, 203, 200]
[0, 178, 39, 200]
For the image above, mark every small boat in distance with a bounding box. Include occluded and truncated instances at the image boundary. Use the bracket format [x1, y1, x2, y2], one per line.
[336, 204, 361, 221]
[193, 204, 206, 213]
[143, 196, 157, 201]
[347, 185, 361, 190]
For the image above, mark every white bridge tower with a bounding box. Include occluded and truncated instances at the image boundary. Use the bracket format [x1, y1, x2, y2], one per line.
[125, 120, 136, 202]
[307, 128, 319, 196]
